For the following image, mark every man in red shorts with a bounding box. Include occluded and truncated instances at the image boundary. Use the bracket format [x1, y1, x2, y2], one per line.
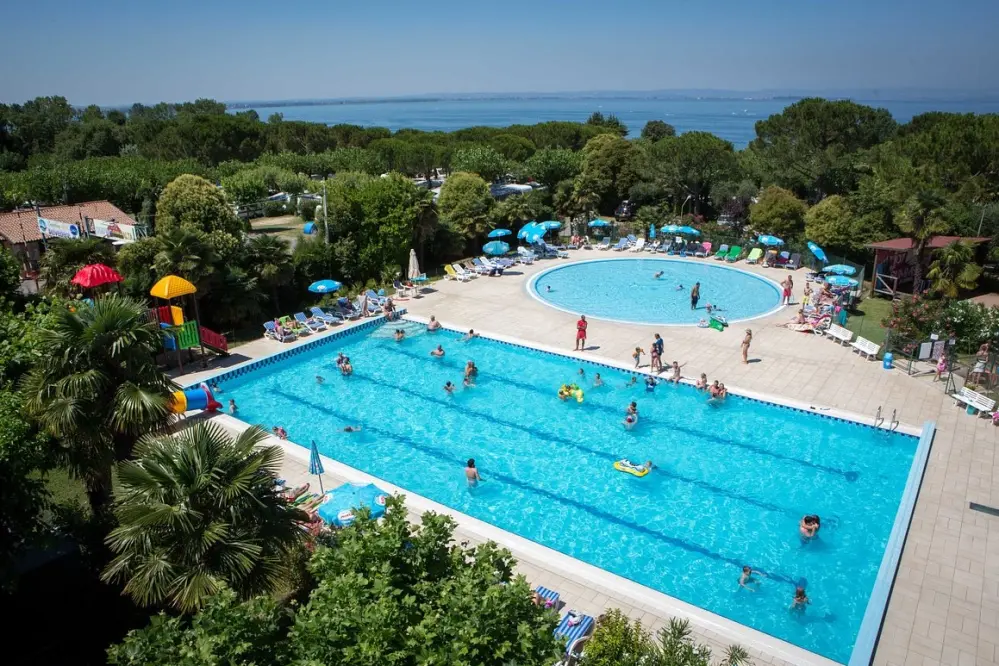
[575, 314, 588, 351]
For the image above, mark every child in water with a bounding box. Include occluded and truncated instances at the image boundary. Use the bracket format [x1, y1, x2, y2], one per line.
[645, 376, 657, 391]
[593, 373, 603, 387]
[654, 271, 664, 279]
[791, 587, 810, 611]
[228, 399, 238, 415]
[739, 566, 760, 591]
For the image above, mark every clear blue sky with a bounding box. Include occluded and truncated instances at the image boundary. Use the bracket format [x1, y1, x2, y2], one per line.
[2, 0, 998, 105]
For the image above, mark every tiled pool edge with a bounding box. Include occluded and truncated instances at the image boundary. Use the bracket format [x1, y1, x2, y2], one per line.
[402, 314, 922, 436]
[206, 412, 840, 666]
[526, 256, 788, 327]
[847, 420, 936, 666]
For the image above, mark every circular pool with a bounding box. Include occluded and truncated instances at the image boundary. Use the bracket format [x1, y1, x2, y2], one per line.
[528, 258, 784, 326]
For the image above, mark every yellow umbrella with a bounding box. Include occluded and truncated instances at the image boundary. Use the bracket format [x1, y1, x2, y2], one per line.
[150, 275, 197, 299]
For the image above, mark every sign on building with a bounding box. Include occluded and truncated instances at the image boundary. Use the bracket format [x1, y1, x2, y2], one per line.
[92, 218, 144, 241]
[37, 217, 81, 239]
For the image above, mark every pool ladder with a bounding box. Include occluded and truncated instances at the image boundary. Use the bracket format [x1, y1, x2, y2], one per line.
[874, 406, 900, 432]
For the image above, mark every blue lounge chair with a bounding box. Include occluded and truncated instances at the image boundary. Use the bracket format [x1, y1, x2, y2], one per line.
[310, 306, 342, 325]
[555, 612, 595, 654]
[295, 312, 326, 332]
[596, 237, 612, 250]
[786, 253, 802, 270]
[610, 238, 629, 251]
[535, 586, 561, 610]
[364, 289, 388, 305]
[539, 240, 569, 258]
[263, 320, 296, 342]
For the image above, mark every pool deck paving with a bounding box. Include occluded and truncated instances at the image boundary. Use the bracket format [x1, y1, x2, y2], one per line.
[177, 251, 999, 666]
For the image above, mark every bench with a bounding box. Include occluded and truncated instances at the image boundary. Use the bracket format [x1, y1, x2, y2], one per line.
[825, 323, 854, 345]
[952, 386, 996, 417]
[850, 336, 880, 360]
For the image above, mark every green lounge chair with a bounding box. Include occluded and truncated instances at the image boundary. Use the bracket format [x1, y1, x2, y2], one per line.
[713, 243, 729, 259]
[725, 245, 742, 262]
[745, 247, 763, 264]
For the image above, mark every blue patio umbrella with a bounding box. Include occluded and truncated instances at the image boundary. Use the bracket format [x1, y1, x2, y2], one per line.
[540, 220, 562, 230]
[661, 224, 681, 234]
[677, 226, 701, 236]
[826, 275, 859, 288]
[482, 241, 510, 256]
[487, 228, 511, 238]
[757, 234, 784, 246]
[648, 224, 656, 240]
[807, 241, 828, 264]
[526, 229, 545, 244]
[588, 219, 611, 228]
[517, 222, 539, 239]
[308, 279, 342, 294]
[823, 264, 856, 276]
[317, 482, 389, 527]
[309, 440, 325, 493]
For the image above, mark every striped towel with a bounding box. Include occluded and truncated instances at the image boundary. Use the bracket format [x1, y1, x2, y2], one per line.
[554, 612, 594, 653]
[535, 586, 560, 608]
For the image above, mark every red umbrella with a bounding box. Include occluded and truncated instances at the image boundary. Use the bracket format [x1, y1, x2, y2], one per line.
[71, 264, 123, 288]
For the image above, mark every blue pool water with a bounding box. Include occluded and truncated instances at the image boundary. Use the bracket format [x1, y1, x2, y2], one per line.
[531, 258, 784, 325]
[219, 322, 918, 663]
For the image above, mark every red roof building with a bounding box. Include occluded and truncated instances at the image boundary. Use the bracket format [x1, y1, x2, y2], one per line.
[866, 236, 990, 252]
[868, 236, 990, 297]
[0, 201, 138, 246]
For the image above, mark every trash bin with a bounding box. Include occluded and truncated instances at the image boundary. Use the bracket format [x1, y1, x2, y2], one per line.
[882, 352, 894, 370]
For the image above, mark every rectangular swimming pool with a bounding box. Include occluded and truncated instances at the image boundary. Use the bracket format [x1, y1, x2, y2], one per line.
[211, 320, 925, 664]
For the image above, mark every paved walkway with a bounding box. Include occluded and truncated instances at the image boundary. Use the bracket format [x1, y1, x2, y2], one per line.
[178, 251, 999, 666]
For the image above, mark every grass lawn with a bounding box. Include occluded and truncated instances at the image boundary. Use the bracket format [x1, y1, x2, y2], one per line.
[249, 215, 307, 247]
[845, 295, 892, 347]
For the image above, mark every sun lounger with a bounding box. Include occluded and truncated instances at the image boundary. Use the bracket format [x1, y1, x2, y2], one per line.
[686, 242, 703, 257]
[725, 245, 742, 262]
[745, 248, 763, 264]
[645, 240, 660, 252]
[776, 250, 790, 267]
[785, 253, 801, 270]
[353, 296, 378, 315]
[263, 320, 296, 342]
[364, 289, 389, 304]
[696, 241, 712, 257]
[713, 244, 729, 259]
[310, 306, 342, 325]
[629, 238, 646, 252]
[444, 264, 470, 281]
[534, 585, 561, 609]
[596, 237, 612, 250]
[481, 255, 514, 268]
[555, 612, 595, 655]
[295, 312, 326, 332]
[336, 300, 361, 320]
[610, 238, 629, 251]
[516, 246, 537, 263]
[952, 386, 997, 416]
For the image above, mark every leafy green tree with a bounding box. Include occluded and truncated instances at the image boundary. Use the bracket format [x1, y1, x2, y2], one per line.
[0, 299, 57, 383]
[580, 134, 640, 214]
[488, 133, 536, 162]
[747, 98, 897, 200]
[108, 590, 292, 666]
[0, 389, 54, 590]
[290, 498, 561, 666]
[0, 245, 20, 300]
[39, 237, 118, 296]
[244, 234, 294, 311]
[586, 111, 628, 137]
[709, 179, 757, 226]
[199, 266, 264, 332]
[21, 295, 173, 522]
[103, 422, 304, 612]
[451, 146, 509, 182]
[583, 609, 750, 666]
[640, 132, 737, 215]
[927, 240, 982, 299]
[804, 194, 858, 252]
[749, 186, 809, 239]
[523, 148, 583, 189]
[490, 190, 552, 230]
[155, 174, 243, 237]
[641, 120, 676, 142]
[153, 227, 216, 288]
[438, 171, 495, 239]
[116, 237, 162, 299]
[897, 190, 951, 291]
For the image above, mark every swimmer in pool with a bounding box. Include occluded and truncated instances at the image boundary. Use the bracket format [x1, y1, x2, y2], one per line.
[577, 367, 586, 380]
[620, 459, 653, 473]
[623, 414, 637, 430]
[427, 315, 441, 331]
[430, 345, 445, 357]
[800, 515, 821, 539]
[593, 373, 603, 387]
[394, 328, 405, 342]
[444, 381, 455, 394]
[316, 375, 324, 385]
[343, 425, 362, 432]
[627, 401, 638, 417]
[228, 399, 237, 415]
[336, 352, 346, 367]
[675, 283, 684, 291]
[465, 458, 482, 486]
[645, 376, 657, 391]
[696, 373, 708, 390]
[546, 285, 552, 292]
[626, 374, 638, 387]
[340, 358, 353, 376]
[461, 329, 478, 342]
[791, 587, 810, 611]
[739, 566, 760, 591]
[654, 271, 664, 279]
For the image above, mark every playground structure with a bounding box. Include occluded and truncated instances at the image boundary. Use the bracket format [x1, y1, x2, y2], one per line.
[169, 382, 222, 414]
[148, 275, 229, 369]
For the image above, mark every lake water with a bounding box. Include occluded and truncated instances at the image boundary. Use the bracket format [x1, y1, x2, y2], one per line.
[238, 97, 999, 147]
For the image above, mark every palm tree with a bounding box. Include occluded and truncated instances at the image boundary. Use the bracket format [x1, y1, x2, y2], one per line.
[897, 190, 949, 293]
[21, 294, 173, 522]
[927, 240, 983, 298]
[153, 227, 215, 287]
[40, 237, 117, 295]
[243, 235, 293, 311]
[102, 422, 305, 612]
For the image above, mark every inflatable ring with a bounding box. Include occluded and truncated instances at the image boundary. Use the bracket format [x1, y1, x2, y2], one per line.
[614, 461, 649, 477]
[574, 389, 584, 403]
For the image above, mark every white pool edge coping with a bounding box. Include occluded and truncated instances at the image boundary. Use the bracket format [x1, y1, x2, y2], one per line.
[525, 255, 789, 327]
[207, 412, 842, 666]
